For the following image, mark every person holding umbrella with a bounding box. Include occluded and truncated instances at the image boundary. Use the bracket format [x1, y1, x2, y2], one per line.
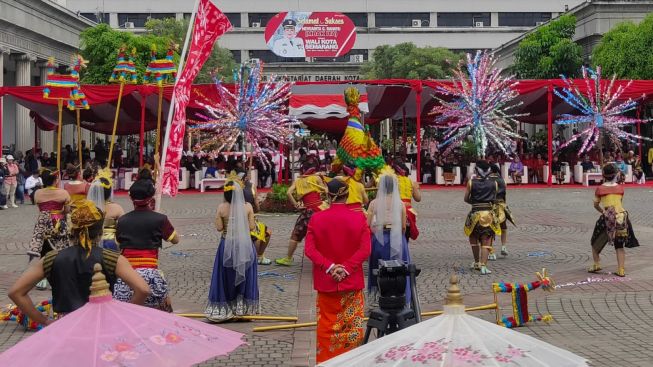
[8, 199, 149, 324]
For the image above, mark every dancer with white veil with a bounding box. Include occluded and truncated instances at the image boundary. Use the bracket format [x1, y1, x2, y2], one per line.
[366, 170, 410, 303]
[205, 179, 260, 322]
[87, 174, 124, 251]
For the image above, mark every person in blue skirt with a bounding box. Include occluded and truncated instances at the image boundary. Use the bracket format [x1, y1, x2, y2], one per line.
[366, 170, 411, 304]
[205, 179, 260, 322]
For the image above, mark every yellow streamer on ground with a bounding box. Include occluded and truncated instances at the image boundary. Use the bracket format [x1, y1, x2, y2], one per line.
[56, 99, 63, 172]
[107, 81, 125, 167]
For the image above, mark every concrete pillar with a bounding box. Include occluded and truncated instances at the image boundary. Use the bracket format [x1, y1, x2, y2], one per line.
[14, 54, 35, 154]
[240, 50, 249, 62]
[368, 12, 375, 28]
[0, 47, 8, 87]
[175, 13, 184, 21]
[38, 63, 54, 153]
[241, 13, 249, 28]
[110, 13, 119, 28]
[430, 12, 437, 27]
[491, 12, 499, 27]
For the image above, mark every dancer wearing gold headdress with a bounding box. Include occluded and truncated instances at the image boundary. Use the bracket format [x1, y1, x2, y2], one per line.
[87, 169, 125, 252]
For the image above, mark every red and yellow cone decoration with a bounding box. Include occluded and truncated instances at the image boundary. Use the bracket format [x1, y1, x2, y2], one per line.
[332, 87, 385, 178]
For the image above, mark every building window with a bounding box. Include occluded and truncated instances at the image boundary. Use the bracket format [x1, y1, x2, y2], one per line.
[248, 13, 276, 27]
[437, 13, 491, 27]
[80, 12, 110, 24]
[118, 13, 175, 28]
[249, 50, 304, 63]
[343, 13, 368, 27]
[231, 50, 242, 64]
[375, 13, 429, 27]
[225, 13, 241, 28]
[317, 49, 368, 63]
[498, 13, 552, 27]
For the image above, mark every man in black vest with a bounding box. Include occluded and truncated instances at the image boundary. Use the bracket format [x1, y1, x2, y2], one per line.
[463, 160, 501, 275]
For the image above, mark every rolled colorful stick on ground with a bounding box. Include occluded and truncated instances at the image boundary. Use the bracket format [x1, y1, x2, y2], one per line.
[252, 303, 500, 332]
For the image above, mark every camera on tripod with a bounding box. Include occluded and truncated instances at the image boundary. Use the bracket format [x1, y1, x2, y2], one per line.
[364, 259, 422, 343]
[376, 260, 410, 311]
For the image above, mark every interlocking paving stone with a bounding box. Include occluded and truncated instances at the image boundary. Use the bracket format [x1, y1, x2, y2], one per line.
[1, 187, 652, 366]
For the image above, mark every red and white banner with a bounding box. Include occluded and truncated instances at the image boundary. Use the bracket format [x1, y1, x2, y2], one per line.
[265, 12, 356, 58]
[162, 0, 232, 196]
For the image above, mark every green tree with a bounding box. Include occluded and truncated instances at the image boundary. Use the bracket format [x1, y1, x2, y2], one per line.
[362, 43, 461, 79]
[592, 13, 653, 79]
[145, 18, 235, 83]
[513, 15, 583, 79]
[79, 24, 174, 84]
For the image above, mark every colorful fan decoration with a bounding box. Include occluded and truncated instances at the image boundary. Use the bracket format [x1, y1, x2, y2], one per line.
[43, 55, 90, 110]
[109, 46, 138, 84]
[331, 87, 385, 179]
[492, 269, 554, 328]
[554, 66, 650, 155]
[1, 300, 53, 331]
[143, 43, 177, 86]
[432, 51, 525, 158]
[189, 60, 296, 166]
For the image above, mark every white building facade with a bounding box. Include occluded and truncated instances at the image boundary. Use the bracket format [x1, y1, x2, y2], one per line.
[65, 0, 583, 81]
[1, 0, 94, 154]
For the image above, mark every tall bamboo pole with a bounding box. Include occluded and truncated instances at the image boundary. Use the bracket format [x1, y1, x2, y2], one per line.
[107, 82, 126, 168]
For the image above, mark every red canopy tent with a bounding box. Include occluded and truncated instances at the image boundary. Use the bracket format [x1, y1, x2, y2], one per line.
[1, 79, 652, 185]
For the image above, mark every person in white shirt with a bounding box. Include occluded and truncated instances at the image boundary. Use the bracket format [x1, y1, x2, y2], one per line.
[271, 19, 305, 58]
[24, 170, 43, 205]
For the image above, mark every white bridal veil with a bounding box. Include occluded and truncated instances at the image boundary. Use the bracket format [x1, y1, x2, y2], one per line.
[374, 174, 403, 260]
[223, 182, 255, 286]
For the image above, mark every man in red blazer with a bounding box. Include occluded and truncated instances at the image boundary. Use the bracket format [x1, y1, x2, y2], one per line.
[305, 178, 371, 363]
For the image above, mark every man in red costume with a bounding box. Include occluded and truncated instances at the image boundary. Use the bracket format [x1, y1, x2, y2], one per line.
[305, 178, 371, 363]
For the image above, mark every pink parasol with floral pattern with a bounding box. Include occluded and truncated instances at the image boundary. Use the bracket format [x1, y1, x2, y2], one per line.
[0, 264, 246, 367]
[320, 275, 588, 367]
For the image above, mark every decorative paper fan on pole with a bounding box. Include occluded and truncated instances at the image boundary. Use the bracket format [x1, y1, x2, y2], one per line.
[42, 55, 90, 171]
[431, 51, 525, 159]
[109, 46, 139, 84]
[189, 60, 297, 167]
[143, 43, 178, 86]
[554, 66, 650, 156]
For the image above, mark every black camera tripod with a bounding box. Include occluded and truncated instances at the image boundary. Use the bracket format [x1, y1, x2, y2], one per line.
[363, 262, 422, 343]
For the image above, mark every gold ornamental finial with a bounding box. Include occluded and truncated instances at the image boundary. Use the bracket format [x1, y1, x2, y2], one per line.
[89, 263, 111, 297]
[444, 274, 464, 306]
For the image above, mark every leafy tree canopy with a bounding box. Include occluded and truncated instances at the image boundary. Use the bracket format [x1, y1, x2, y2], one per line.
[513, 14, 583, 79]
[79, 19, 236, 85]
[592, 13, 653, 79]
[362, 43, 461, 79]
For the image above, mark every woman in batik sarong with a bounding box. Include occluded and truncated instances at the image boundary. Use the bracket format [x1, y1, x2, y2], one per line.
[205, 180, 259, 322]
[113, 178, 179, 311]
[366, 172, 409, 304]
[28, 169, 71, 260]
[589, 164, 639, 277]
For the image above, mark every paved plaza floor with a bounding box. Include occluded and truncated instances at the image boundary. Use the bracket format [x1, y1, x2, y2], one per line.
[1, 186, 652, 366]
